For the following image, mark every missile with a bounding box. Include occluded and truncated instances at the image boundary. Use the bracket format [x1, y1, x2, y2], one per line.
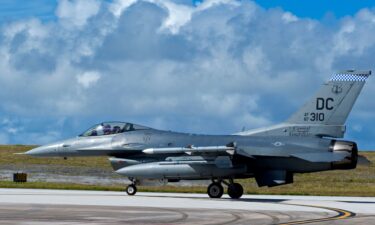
[142, 145, 235, 155]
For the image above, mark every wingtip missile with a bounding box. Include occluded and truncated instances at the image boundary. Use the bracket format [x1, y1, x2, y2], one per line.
[142, 148, 155, 154]
[142, 146, 235, 155]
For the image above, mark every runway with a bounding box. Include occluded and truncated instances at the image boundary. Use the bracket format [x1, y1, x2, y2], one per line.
[0, 189, 374, 225]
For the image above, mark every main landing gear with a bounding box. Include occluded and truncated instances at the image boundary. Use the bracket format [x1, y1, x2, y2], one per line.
[207, 179, 244, 199]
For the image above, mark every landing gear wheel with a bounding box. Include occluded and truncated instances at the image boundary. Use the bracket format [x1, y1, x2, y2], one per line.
[227, 183, 243, 199]
[126, 184, 137, 196]
[207, 182, 224, 198]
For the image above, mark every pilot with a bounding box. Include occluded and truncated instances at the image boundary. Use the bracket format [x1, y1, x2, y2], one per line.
[113, 126, 121, 133]
[90, 130, 97, 136]
[103, 124, 111, 135]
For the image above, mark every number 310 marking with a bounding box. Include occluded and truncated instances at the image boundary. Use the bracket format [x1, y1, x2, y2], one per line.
[310, 112, 324, 121]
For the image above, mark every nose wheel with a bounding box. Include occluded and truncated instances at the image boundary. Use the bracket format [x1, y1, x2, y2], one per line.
[207, 179, 244, 199]
[126, 184, 137, 195]
[126, 178, 137, 196]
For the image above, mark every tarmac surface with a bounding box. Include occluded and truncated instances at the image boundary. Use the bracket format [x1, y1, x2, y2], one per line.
[0, 188, 374, 225]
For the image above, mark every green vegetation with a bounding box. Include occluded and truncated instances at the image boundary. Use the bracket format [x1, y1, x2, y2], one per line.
[0, 145, 111, 169]
[1, 145, 374, 196]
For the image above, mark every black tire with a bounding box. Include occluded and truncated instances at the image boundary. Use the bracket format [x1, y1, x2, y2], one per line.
[207, 182, 224, 198]
[126, 184, 137, 195]
[227, 183, 243, 199]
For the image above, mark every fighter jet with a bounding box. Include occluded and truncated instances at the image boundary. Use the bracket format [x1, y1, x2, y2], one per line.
[24, 70, 371, 199]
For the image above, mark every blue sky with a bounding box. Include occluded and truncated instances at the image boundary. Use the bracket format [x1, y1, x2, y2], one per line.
[253, 0, 375, 19]
[0, 0, 375, 150]
[2, 0, 375, 21]
[0, 0, 58, 22]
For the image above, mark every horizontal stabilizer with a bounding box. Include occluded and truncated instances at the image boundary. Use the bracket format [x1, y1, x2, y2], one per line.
[255, 170, 293, 187]
[291, 152, 347, 162]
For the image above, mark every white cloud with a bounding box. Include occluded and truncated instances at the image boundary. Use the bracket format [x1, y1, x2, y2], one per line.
[3, 19, 47, 40]
[110, 0, 138, 18]
[235, 113, 271, 131]
[76, 71, 101, 88]
[56, 0, 101, 28]
[155, 0, 193, 34]
[0, 0, 375, 146]
[6, 127, 19, 135]
[197, 0, 240, 11]
[333, 20, 356, 54]
[242, 47, 270, 73]
[282, 12, 298, 23]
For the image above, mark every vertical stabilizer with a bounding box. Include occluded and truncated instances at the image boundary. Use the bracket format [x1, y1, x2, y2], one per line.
[237, 70, 371, 138]
[287, 70, 371, 125]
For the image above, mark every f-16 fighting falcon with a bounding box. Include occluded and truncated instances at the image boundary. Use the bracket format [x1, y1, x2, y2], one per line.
[24, 70, 371, 199]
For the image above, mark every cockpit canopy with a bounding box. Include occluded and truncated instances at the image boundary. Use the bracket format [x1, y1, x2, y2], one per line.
[79, 122, 151, 137]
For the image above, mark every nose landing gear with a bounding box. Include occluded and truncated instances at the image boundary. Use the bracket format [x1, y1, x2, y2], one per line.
[126, 178, 137, 196]
[207, 179, 244, 199]
[126, 184, 137, 195]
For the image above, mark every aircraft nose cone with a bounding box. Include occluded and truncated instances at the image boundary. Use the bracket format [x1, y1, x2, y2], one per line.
[25, 144, 59, 157]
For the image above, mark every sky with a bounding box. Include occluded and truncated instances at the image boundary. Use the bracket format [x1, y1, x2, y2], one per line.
[0, 0, 375, 150]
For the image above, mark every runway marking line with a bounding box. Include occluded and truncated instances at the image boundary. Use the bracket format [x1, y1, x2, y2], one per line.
[278, 203, 355, 225]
